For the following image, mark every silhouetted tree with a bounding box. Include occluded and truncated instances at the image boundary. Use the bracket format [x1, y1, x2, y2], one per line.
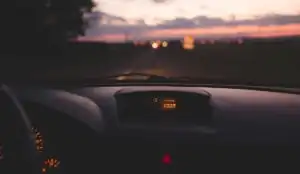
[1, 0, 95, 55]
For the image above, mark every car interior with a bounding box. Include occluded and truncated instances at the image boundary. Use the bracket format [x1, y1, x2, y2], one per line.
[2, 82, 300, 174]
[2, 0, 300, 173]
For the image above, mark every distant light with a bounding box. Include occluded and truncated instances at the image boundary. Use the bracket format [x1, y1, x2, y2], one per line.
[184, 36, 194, 42]
[152, 42, 159, 49]
[116, 76, 127, 80]
[162, 41, 168, 47]
[183, 35, 195, 49]
[183, 44, 194, 49]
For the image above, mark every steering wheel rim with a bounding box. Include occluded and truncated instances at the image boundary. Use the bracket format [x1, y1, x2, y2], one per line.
[0, 85, 41, 174]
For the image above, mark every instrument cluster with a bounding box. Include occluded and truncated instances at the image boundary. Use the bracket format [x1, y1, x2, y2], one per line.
[32, 127, 62, 173]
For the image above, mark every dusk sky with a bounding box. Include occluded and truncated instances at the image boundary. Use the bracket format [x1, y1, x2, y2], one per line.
[78, 0, 300, 42]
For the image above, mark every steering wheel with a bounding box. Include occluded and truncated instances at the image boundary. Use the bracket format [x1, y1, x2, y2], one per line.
[0, 85, 41, 174]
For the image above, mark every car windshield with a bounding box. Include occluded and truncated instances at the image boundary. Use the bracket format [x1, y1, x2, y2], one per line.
[1, 0, 300, 87]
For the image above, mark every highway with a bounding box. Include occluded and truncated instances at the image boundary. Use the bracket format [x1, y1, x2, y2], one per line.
[1, 43, 300, 87]
[34, 48, 224, 79]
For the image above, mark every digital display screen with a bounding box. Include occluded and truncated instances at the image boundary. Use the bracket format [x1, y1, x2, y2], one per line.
[116, 91, 211, 124]
[153, 98, 176, 110]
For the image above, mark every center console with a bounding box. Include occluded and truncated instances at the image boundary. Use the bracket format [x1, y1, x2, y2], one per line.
[114, 89, 213, 127]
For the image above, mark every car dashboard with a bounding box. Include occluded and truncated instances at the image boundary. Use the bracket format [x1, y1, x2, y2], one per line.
[11, 85, 300, 173]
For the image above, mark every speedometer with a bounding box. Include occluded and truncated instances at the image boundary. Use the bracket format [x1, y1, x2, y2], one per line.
[42, 157, 61, 173]
[32, 127, 44, 152]
[32, 127, 63, 173]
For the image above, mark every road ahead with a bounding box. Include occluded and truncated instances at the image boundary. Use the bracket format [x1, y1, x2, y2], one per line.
[34, 49, 224, 79]
[2, 43, 300, 87]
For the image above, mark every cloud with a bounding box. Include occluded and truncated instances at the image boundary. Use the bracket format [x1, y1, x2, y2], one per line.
[156, 14, 300, 28]
[159, 17, 196, 27]
[80, 11, 300, 41]
[151, 0, 172, 3]
[86, 11, 127, 25]
[199, 5, 208, 9]
[160, 16, 225, 27]
[84, 11, 149, 36]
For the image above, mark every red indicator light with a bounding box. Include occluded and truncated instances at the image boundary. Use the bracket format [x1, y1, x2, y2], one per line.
[161, 153, 172, 165]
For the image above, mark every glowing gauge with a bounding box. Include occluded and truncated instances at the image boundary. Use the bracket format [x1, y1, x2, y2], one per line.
[161, 99, 176, 110]
[32, 127, 44, 152]
[42, 158, 61, 173]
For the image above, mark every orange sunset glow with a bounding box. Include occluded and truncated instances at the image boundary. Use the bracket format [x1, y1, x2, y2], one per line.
[78, 23, 300, 42]
[77, 0, 300, 42]
[145, 24, 300, 37]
